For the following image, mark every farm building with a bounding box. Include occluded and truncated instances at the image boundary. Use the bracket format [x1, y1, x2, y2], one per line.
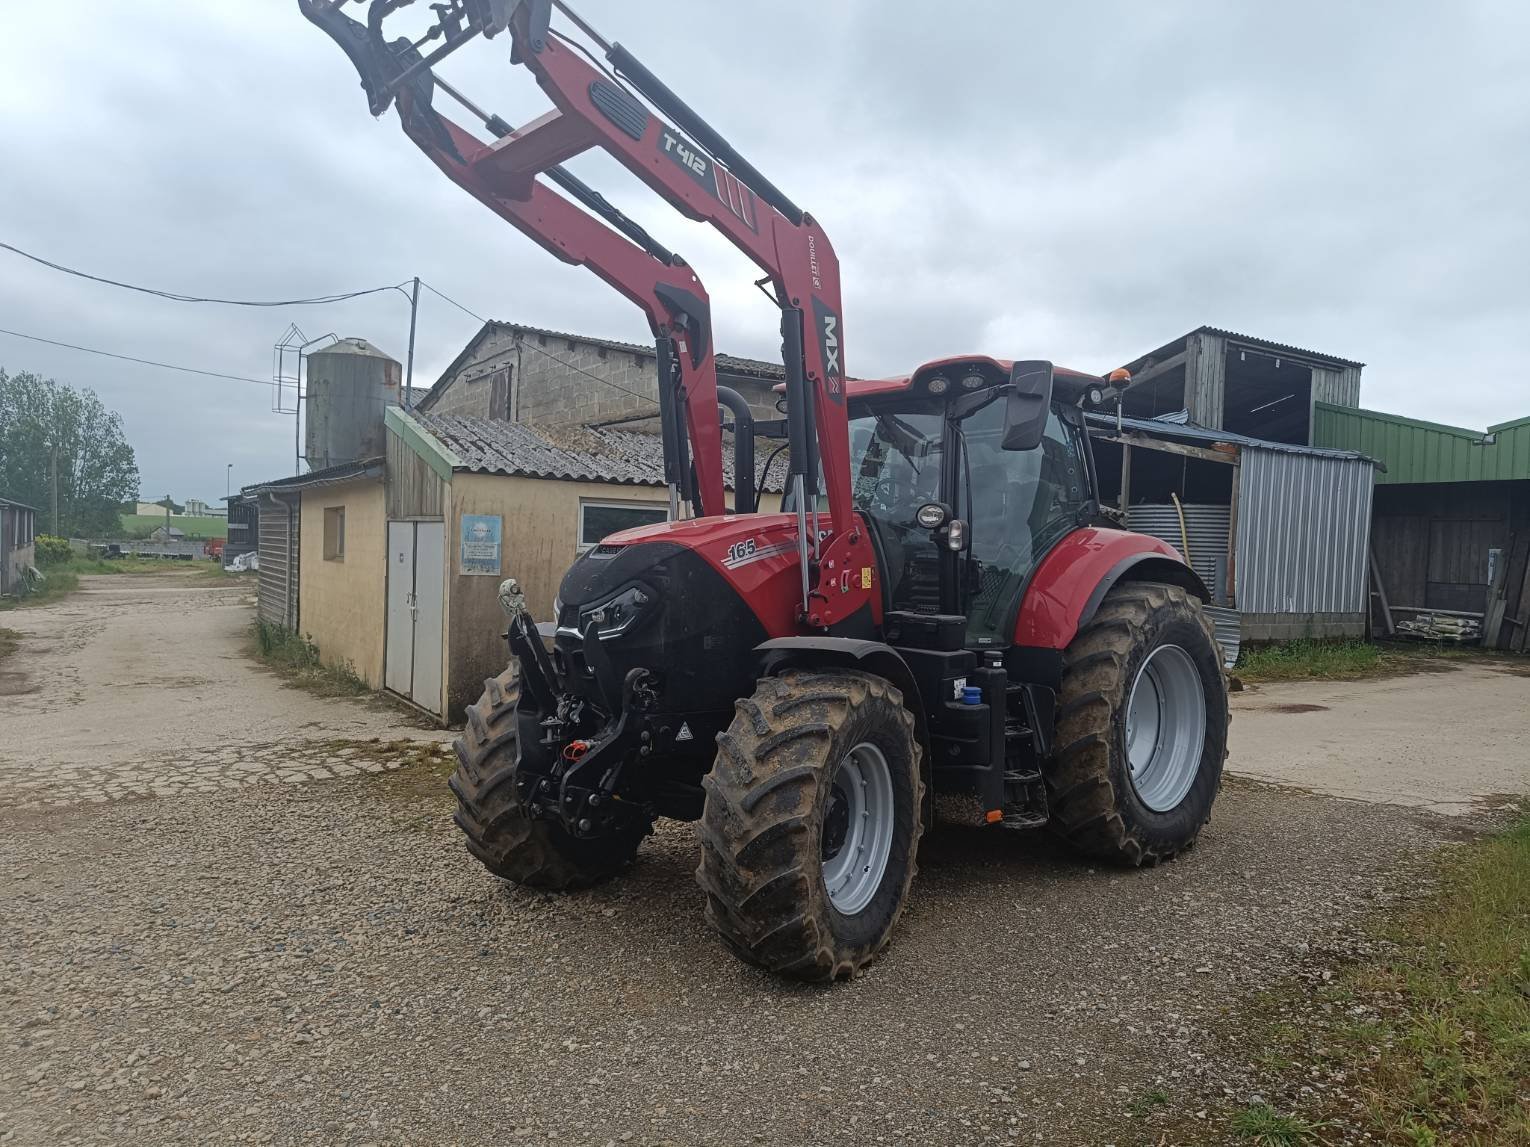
[1086, 415, 1378, 643]
[248, 409, 780, 720]
[1314, 404, 1530, 649]
[416, 320, 784, 427]
[1, 496, 39, 597]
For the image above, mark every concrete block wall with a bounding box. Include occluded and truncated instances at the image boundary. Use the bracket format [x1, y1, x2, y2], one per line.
[517, 334, 659, 427]
[427, 324, 782, 430]
[1239, 612, 1366, 642]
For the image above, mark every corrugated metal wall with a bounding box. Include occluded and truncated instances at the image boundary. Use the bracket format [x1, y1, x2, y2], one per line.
[1313, 403, 1530, 484]
[1235, 448, 1374, 614]
[1126, 504, 1231, 605]
[257, 495, 299, 630]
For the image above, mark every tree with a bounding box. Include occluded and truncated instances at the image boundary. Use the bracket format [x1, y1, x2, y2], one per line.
[0, 368, 140, 537]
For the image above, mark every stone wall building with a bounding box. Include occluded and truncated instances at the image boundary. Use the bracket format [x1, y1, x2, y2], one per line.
[417, 321, 784, 429]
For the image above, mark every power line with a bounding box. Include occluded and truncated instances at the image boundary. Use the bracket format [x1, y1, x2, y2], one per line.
[416, 281, 657, 406]
[0, 326, 271, 388]
[0, 240, 409, 308]
[515, 332, 654, 404]
[419, 280, 486, 324]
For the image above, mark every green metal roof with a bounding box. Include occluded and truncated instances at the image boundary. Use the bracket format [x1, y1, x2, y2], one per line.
[1312, 402, 1530, 484]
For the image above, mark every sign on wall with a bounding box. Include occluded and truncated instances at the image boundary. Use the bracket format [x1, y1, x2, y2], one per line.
[459, 514, 502, 576]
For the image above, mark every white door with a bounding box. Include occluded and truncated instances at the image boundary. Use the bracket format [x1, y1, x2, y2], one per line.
[385, 522, 417, 696]
[410, 522, 445, 713]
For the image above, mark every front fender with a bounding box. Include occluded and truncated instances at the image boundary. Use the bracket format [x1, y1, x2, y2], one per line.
[754, 637, 928, 748]
[1013, 527, 1208, 651]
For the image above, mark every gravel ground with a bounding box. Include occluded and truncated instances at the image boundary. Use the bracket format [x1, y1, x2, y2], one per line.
[0, 770, 1455, 1147]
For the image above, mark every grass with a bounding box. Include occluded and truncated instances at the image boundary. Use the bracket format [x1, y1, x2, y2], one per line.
[1230, 1104, 1326, 1145]
[1221, 810, 1530, 1145]
[1235, 638, 1523, 684]
[0, 567, 79, 611]
[120, 513, 228, 538]
[248, 619, 370, 698]
[0, 556, 238, 610]
[0, 626, 19, 664]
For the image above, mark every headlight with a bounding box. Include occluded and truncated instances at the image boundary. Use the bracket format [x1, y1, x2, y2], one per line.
[579, 584, 653, 640]
[926, 375, 950, 395]
[960, 373, 985, 390]
[915, 502, 949, 529]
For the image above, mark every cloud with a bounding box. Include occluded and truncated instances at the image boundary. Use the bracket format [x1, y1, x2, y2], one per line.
[1, 0, 1526, 501]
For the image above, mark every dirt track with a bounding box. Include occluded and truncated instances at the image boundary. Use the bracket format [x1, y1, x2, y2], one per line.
[0, 573, 447, 806]
[1, 576, 1527, 1146]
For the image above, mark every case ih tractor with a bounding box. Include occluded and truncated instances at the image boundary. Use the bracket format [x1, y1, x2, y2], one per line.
[304, 0, 1229, 980]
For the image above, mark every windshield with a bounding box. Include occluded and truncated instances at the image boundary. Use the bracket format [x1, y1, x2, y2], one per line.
[849, 401, 946, 614]
[849, 394, 1090, 645]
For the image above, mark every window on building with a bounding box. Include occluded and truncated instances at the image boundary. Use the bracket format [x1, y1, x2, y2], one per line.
[323, 506, 346, 561]
[578, 501, 668, 550]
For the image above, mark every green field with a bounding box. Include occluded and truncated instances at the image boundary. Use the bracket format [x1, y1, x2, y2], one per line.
[119, 514, 228, 538]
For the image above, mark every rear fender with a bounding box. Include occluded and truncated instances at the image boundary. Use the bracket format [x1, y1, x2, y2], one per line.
[1014, 528, 1209, 651]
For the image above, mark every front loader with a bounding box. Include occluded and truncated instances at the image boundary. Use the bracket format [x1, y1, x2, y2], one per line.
[302, 0, 1230, 981]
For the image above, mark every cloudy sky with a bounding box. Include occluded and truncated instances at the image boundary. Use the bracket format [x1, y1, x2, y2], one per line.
[2, 0, 1526, 502]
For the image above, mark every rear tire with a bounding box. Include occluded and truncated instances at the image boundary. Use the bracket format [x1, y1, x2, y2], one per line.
[449, 669, 644, 890]
[697, 669, 924, 981]
[1048, 583, 1229, 866]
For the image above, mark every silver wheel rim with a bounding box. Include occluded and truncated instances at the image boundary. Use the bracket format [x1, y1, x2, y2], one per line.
[1125, 644, 1207, 813]
[820, 742, 896, 916]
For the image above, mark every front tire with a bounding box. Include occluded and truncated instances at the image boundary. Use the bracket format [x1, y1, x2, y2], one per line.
[1048, 583, 1229, 865]
[697, 669, 924, 981]
[449, 669, 645, 890]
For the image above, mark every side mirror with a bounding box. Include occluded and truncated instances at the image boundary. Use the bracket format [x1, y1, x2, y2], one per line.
[1002, 360, 1054, 451]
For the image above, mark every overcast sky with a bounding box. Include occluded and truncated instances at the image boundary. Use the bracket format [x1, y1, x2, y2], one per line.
[2, 0, 1526, 502]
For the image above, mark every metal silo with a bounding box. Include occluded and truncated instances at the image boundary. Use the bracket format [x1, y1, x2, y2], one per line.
[304, 338, 402, 470]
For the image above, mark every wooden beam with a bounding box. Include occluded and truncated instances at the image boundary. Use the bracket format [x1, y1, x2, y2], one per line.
[1119, 442, 1132, 515]
[1227, 459, 1240, 606]
[1096, 432, 1238, 466]
[1124, 349, 1187, 389]
[1484, 541, 1511, 648]
[1369, 545, 1395, 637]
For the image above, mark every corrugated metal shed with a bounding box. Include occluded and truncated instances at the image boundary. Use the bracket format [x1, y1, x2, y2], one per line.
[418, 414, 790, 492]
[1313, 403, 1530, 484]
[1236, 448, 1375, 614]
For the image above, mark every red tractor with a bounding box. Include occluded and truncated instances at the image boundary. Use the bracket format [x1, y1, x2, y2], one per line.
[303, 0, 1229, 980]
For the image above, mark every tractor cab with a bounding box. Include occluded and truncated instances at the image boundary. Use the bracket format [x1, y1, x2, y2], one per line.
[844, 358, 1105, 650]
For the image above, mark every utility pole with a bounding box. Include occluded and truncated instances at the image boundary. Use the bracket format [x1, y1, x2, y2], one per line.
[50, 445, 59, 536]
[405, 275, 420, 410]
[226, 463, 233, 501]
[164, 494, 171, 539]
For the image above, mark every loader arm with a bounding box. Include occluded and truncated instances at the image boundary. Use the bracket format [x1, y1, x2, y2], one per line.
[299, 0, 723, 517]
[299, 0, 874, 627]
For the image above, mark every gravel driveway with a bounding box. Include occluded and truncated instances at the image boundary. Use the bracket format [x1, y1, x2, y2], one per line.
[1, 580, 1524, 1146]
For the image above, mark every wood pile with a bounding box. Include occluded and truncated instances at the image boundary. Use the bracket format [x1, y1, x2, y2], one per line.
[1392, 607, 1483, 643]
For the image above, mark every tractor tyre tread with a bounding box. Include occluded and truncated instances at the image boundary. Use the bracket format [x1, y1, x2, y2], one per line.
[697, 669, 923, 982]
[1047, 582, 1229, 867]
[450, 667, 642, 891]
